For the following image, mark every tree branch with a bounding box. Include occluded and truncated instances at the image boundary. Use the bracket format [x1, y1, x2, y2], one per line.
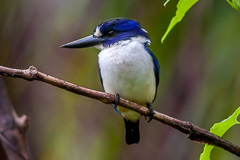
[0, 65, 240, 157]
[0, 76, 30, 160]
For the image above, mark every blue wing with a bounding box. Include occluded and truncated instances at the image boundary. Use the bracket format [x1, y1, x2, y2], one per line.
[144, 45, 160, 102]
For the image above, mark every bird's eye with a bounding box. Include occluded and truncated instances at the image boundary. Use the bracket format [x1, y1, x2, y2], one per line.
[106, 30, 115, 37]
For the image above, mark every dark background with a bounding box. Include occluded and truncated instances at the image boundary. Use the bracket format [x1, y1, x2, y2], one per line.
[0, 0, 240, 159]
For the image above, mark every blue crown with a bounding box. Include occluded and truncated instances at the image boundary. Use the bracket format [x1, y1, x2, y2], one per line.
[94, 18, 150, 46]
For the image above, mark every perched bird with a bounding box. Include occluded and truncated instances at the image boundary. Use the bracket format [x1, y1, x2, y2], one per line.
[61, 18, 160, 145]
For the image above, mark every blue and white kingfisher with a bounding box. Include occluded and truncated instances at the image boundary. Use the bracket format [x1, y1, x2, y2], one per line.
[61, 18, 160, 145]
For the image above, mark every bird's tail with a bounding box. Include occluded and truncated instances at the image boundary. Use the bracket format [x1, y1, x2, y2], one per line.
[124, 118, 140, 145]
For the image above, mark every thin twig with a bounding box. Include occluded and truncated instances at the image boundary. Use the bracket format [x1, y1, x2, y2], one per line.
[0, 65, 240, 157]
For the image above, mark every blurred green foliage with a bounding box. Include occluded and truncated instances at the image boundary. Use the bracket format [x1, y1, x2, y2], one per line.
[0, 0, 240, 160]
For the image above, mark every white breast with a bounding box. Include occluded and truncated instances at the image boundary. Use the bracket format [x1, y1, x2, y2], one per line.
[98, 39, 156, 121]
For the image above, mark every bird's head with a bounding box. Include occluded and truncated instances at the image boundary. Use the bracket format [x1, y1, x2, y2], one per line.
[61, 18, 150, 50]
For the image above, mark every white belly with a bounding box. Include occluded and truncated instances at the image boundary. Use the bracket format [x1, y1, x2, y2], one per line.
[98, 41, 156, 121]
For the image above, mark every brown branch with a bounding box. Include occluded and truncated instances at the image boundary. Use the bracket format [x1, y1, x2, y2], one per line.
[0, 76, 30, 160]
[0, 65, 240, 157]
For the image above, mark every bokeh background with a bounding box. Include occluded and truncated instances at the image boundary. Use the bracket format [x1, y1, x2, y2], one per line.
[1, 0, 240, 159]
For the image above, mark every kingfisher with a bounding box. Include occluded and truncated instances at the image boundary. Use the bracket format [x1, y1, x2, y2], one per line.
[61, 18, 160, 145]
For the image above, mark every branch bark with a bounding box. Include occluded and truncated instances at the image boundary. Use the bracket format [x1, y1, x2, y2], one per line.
[0, 65, 240, 157]
[0, 76, 30, 160]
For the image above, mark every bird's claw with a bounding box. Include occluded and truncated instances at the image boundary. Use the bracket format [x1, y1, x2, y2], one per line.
[113, 93, 120, 109]
[147, 103, 155, 122]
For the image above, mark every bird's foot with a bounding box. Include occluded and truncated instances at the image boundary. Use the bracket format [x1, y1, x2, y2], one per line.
[146, 103, 155, 122]
[112, 93, 120, 109]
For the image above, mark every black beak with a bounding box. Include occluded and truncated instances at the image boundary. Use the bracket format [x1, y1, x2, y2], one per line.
[60, 35, 104, 48]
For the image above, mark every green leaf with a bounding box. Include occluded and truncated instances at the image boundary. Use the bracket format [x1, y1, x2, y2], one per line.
[199, 107, 240, 160]
[161, 0, 199, 43]
[226, 0, 240, 12]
